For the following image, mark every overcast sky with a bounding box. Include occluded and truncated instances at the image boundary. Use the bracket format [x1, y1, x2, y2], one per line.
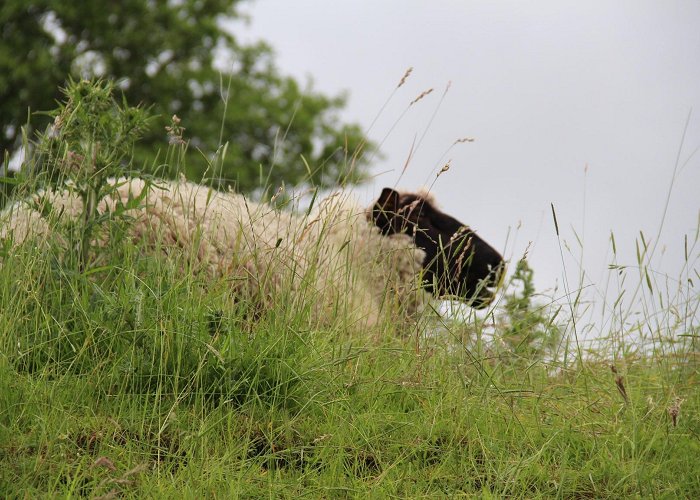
[229, 1, 700, 313]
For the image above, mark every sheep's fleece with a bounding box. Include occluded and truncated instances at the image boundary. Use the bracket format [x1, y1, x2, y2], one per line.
[0, 178, 429, 327]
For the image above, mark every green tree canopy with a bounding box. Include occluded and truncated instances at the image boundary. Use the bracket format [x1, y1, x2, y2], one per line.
[0, 1, 370, 191]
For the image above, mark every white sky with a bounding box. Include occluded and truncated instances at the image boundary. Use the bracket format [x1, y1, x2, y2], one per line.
[230, 0, 700, 310]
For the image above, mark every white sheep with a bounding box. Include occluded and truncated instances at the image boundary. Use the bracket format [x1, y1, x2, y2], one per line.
[0, 178, 504, 328]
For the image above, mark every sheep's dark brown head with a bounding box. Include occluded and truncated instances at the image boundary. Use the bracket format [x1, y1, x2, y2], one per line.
[371, 187, 504, 308]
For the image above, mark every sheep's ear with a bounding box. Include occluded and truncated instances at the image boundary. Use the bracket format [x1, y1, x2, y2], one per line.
[376, 187, 400, 215]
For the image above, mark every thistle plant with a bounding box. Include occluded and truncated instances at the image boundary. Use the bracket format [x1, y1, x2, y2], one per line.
[32, 79, 152, 271]
[496, 259, 563, 363]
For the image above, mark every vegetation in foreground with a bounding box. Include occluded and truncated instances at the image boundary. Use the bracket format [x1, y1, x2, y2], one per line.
[0, 81, 698, 498]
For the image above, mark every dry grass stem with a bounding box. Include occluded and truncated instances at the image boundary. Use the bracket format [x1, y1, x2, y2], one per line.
[614, 375, 628, 403]
[401, 136, 417, 176]
[93, 456, 117, 471]
[610, 365, 628, 403]
[455, 236, 474, 277]
[94, 490, 119, 500]
[296, 216, 320, 245]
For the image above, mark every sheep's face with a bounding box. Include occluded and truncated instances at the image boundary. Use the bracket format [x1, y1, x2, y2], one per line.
[371, 187, 504, 308]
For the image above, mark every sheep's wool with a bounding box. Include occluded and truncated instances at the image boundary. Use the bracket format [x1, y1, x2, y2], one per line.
[1, 178, 429, 328]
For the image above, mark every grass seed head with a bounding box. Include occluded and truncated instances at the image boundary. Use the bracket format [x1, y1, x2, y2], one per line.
[437, 160, 451, 178]
[410, 88, 434, 106]
[668, 397, 684, 427]
[166, 114, 186, 145]
[614, 375, 628, 403]
[454, 137, 475, 145]
[397, 67, 413, 88]
[270, 184, 285, 203]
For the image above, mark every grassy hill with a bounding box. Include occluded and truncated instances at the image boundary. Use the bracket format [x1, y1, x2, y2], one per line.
[1, 80, 698, 498]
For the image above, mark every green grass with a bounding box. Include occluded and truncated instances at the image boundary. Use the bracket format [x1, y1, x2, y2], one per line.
[0, 240, 697, 497]
[1, 79, 698, 498]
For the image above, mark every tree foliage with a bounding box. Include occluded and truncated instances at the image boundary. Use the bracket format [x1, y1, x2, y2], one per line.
[0, 1, 370, 191]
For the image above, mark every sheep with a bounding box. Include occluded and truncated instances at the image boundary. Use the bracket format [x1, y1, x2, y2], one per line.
[0, 177, 504, 328]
